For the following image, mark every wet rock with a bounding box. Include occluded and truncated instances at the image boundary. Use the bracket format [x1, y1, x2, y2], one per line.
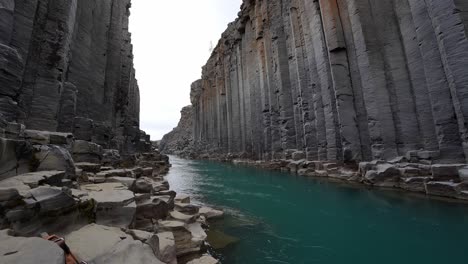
[28, 186, 76, 214]
[198, 207, 224, 219]
[175, 202, 199, 215]
[364, 164, 401, 187]
[158, 220, 205, 256]
[425, 181, 459, 198]
[175, 194, 190, 204]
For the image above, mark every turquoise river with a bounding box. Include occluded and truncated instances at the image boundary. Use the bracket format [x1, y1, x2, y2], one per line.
[166, 156, 468, 264]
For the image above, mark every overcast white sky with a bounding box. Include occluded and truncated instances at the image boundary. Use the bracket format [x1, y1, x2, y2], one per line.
[129, 0, 242, 140]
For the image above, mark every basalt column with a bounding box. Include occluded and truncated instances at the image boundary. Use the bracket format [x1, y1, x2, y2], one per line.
[0, 0, 145, 153]
[189, 0, 468, 163]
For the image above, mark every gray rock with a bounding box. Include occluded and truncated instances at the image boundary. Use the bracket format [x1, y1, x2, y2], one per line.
[33, 145, 75, 179]
[75, 162, 101, 173]
[0, 230, 65, 264]
[156, 232, 177, 264]
[198, 207, 224, 219]
[81, 183, 135, 228]
[0, 170, 66, 189]
[431, 164, 465, 180]
[72, 140, 103, 163]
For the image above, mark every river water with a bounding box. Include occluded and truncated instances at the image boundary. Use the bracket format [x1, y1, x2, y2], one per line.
[166, 156, 468, 264]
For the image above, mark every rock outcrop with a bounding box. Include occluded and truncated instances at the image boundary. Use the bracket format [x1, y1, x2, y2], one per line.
[0, 0, 149, 153]
[160, 106, 195, 157]
[188, 0, 468, 164]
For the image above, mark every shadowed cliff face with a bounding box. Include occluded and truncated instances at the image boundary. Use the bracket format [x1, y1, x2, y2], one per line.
[160, 106, 194, 157]
[189, 0, 468, 163]
[0, 0, 146, 153]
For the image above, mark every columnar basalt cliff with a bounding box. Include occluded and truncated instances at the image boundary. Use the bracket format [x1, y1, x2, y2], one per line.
[0, 0, 147, 153]
[160, 106, 195, 157]
[0, 1, 223, 263]
[191, 0, 468, 164]
[162, 0, 468, 199]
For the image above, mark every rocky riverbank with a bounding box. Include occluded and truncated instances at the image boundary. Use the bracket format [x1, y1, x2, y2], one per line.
[0, 123, 223, 264]
[190, 151, 468, 202]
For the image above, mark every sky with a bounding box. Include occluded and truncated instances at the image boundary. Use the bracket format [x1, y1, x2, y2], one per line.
[129, 0, 243, 140]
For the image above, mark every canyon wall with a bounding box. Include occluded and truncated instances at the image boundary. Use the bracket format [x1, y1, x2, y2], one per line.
[0, 0, 148, 153]
[160, 105, 195, 157]
[191, 0, 468, 163]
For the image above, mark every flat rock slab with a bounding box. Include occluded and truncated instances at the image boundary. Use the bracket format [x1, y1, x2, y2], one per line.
[0, 170, 65, 189]
[199, 207, 224, 219]
[29, 186, 76, 213]
[96, 169, 133, 178]
[169, 210, 196, 223]
[0, 230, 65, 264]
[65, 224, 163, 264]
[81, 183, 135, 228]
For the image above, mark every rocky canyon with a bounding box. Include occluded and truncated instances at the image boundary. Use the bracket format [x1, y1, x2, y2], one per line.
[0, 1, 221, 263]
[163, 0, 468, 200]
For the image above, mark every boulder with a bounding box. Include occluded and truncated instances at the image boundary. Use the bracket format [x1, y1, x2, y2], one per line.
[126, 229, 160, 256]
[425, 181, 459, 198]
[175, 194, 190, 203]
[156, 232, 177, 264]
[187, 255, 219, 264]
[75, 162, 101, 173]
[169, 210, 196, 223]
[364, 164, 401, 187]
[175, 202, 199, 215]
[81, 183, 135, 228]
[102, 149, 121, 167]
[0, 230, 65, 264]
[431, 164, 465, 180]
[158, 220, 203, 256]
[400, 177, 431, 193]
[198, 207, 224, 219]
[132, 177, 153, 193]
[72, 140, 103, 163]
[28, 186, 76, 214]
[33, 145, 75, 179]
[135, 196, 171, 222]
